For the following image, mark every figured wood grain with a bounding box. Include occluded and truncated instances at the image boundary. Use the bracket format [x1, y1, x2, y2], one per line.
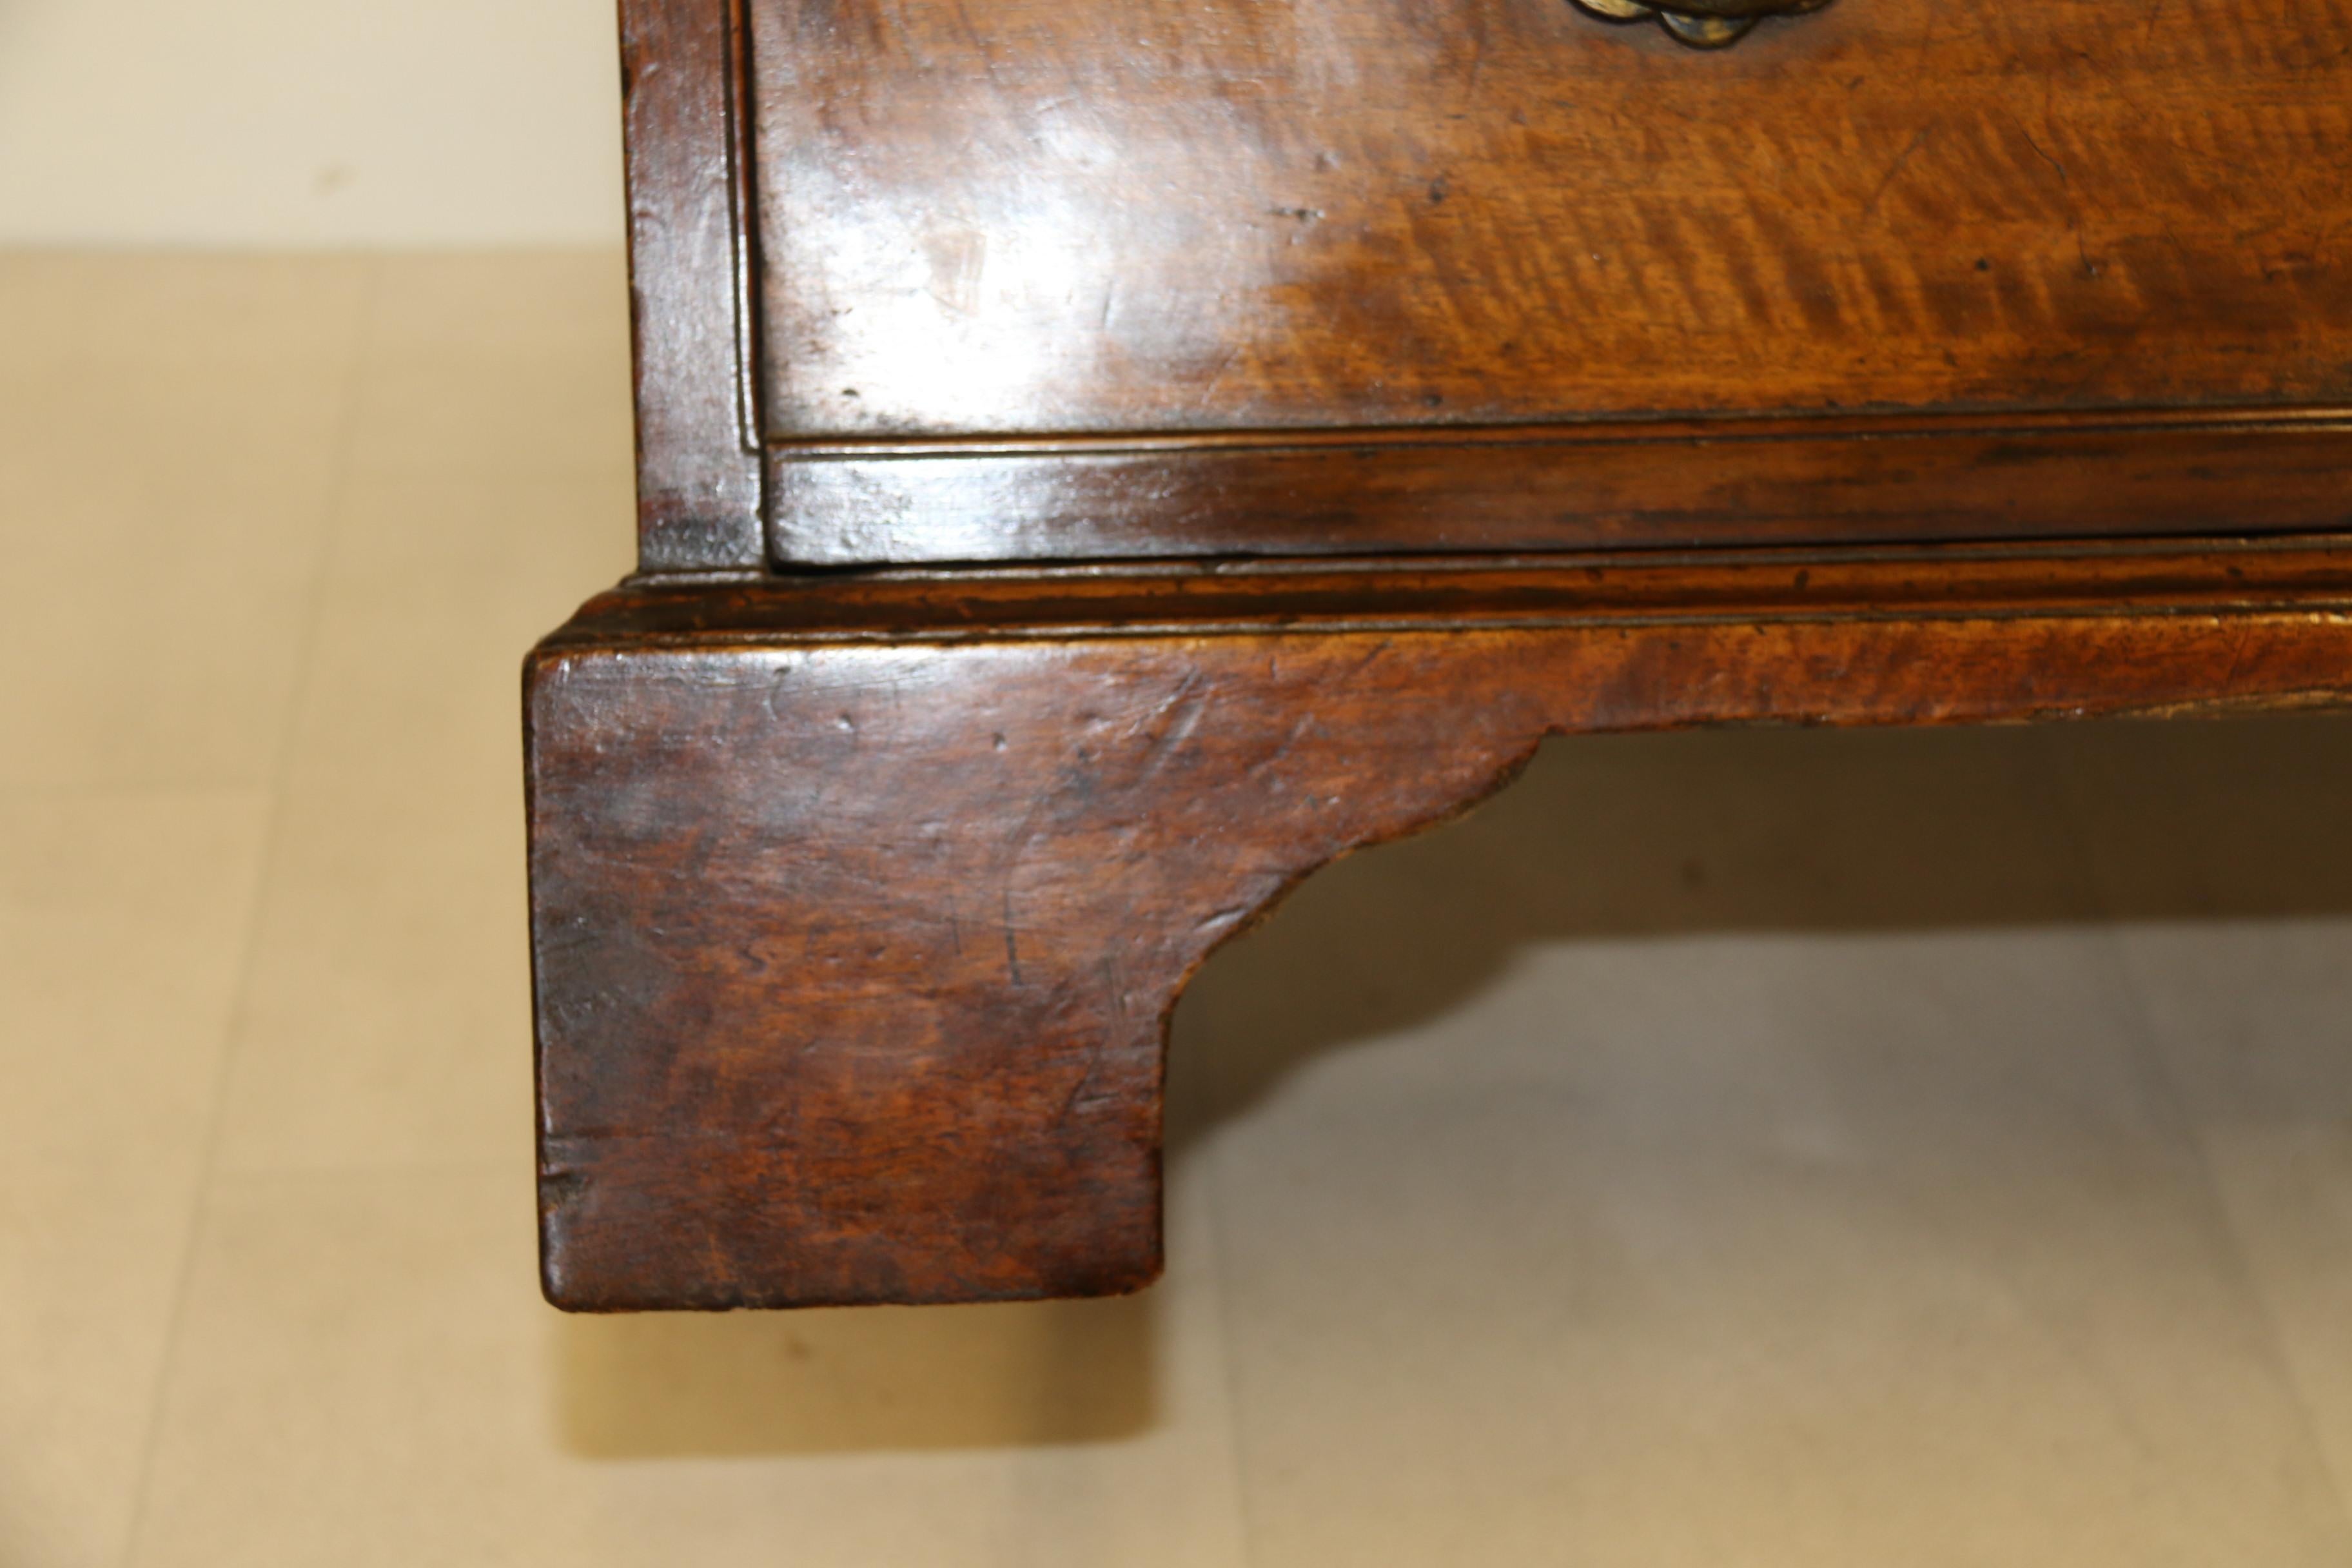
[529, 540, 2352, 1309]
[550, 0, 2352, 1312]
[750, 0, 2352, 440]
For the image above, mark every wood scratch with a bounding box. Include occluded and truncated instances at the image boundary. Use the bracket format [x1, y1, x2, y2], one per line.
[1001, 887, 1023, 987]
[1861, 126, 1932, 219]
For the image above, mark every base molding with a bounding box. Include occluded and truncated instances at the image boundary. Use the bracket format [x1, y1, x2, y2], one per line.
[528, 539, 2352, 1309]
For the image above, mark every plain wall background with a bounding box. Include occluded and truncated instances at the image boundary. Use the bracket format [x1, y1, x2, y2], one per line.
[0, 0, 625, 246]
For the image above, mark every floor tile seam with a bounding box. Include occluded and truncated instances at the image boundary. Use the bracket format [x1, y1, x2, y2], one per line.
[2085, 916, 2352, 1537]
[2031, 727, 2352, 1540]
[337, 460, 638, 480]
[204, 1157, 525, 1193]
[115, 255, 384, 1568]
[0, 779, 278, 802]
[1195, 1139, 1266, 1568]
[0, 1141, 217, 1181]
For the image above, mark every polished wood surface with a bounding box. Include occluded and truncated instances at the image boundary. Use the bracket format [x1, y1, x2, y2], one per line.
[754, 0, 2350, 436]
[622, 0, 764, 570]
[749, 0, 2352, 561]
[769, 409, 2352, 564]
[545, 0, 2352, 1309]
[532, 540, 2352, 1309]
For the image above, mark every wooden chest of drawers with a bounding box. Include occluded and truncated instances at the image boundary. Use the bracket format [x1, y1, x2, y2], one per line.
[529, 0, 2352, 1309]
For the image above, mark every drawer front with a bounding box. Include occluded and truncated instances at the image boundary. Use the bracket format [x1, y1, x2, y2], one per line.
[747, 0, 2352, 561]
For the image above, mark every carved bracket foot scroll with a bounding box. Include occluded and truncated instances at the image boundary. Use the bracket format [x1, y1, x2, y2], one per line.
[528, 543, 2352, 1309]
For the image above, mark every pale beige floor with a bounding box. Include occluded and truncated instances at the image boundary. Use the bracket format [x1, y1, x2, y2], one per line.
[6, 251, 2352, 1567]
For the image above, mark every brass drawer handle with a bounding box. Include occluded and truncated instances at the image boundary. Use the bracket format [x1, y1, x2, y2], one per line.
[1571, 0, 1832, 48]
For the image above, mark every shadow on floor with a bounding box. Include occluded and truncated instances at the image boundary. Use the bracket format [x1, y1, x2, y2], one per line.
[551, 711, 2352, 1459]
[550, 1284, 1160, 1456]
[1168, 713, 2352, 1154]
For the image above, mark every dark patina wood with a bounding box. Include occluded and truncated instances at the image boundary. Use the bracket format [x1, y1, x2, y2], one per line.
[767, 409, 2352, 565]
[547, 0, 2352, 1309]
[755, 0, 2351, 436]
[532, 540, 2352, 1309]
